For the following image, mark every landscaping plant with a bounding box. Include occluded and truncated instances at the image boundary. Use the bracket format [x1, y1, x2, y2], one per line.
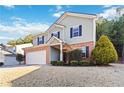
[66, 49, 82, 63]
[16, 53, 24, 65]
[51, 61, 63, 66]
[70, 60, 78, 66]
[91, 35, 118, 65]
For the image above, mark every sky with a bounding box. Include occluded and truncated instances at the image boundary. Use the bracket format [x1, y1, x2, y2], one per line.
[0, 5, 124, 44]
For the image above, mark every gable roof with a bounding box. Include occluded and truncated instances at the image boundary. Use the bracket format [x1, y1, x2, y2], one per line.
[0, 49, 15, 56]
[46, 36, 63, 45]
[33, 24, 65, 39]
[34, 12, 97, 38]
[56, 12, 97, 24]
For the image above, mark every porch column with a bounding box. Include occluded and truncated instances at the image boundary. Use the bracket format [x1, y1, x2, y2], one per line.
[60, 43, 63, 61]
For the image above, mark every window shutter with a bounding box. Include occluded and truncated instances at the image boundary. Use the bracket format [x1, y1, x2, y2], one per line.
[42, 36, 44, 44]
[37, 37, 39, 45]
[79, 25, 82, 36]
[70, 27, 73, 38]
[58, 32, 60, 38]
[86, 46, 89, 58]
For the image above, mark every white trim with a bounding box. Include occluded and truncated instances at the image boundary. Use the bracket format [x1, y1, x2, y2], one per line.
[33, 24, 65, 39]
[52, 36, 63, 43]
[50, 43, 62, 46]
[56, 12, 97, 24]
[47, 36, 63, 45]
[60, 43, 63, 61]
[46, 24, 65, 33]
[54, 24, 65, 28]
[93, 19, 96, 47]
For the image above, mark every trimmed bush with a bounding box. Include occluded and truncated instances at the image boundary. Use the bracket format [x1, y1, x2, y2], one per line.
[57, 61, 63, 66]
[70, 60, 78, 66]
[51, 61, 56, 65]
[78, 61, 84, 66]
[91, 35, 118, 65]
[78, 61, 89, 66]
[51, 61, 63, 66]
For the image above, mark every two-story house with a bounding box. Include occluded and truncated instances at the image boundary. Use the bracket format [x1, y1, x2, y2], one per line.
[24, 12, 97, 64]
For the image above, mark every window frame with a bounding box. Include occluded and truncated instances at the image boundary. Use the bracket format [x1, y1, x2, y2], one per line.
[38, 36, 44, 45]
[71, 25, 82, 38]
[51, 31, 60, 38]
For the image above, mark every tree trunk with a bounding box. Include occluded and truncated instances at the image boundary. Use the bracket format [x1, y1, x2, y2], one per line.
[122, 44, 124, 62]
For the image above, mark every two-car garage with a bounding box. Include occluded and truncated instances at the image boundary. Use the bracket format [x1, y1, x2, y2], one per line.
[24, 45, 49, 65]
[26, 50, 46, 64]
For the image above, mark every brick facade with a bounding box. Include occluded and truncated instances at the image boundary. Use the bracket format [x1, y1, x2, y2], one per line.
[24, 41, 94, 64]
[24, 44, 50, 64]
[70, 41, 94, 57]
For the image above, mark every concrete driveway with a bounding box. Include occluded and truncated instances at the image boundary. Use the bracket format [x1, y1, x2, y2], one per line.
[0, 65, 40, 87]
[11, 63, 124, 87]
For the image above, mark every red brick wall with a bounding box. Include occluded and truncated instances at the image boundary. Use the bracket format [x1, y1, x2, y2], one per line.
[24, 41, 95, 64]
[69, 41, 94, 57]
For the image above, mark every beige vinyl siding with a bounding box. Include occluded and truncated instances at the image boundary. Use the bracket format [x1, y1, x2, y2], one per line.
[47, 26, 64, 41]
[59, 16, 95, 44]
[33, 38, 37, 46]
[33, 33, 49, 45]
[32, 14, 96, 46]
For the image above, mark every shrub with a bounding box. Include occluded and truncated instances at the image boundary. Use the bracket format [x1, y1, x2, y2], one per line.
[70, 60, 78, 66]
[91, 35, 118, 65]
[16, 54, 24, 64]
[78, 61, 84, 66]
[0, 62, 4, 66]
[51, 61, 63, 66]
[51, 61, 57, 66]
[56, 61, 63, 66]
[78, 61, 91, 66]
[67, 49, 82, 63]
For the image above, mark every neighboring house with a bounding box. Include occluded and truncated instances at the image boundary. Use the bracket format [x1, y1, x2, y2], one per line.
[5, 43, 33, 55]
[0, 45, 19, 66]
[15, 43, 33, 55]
[24, 12, 97, 65]
[0, 43, 33, 66]
[5, 45, 16, 54]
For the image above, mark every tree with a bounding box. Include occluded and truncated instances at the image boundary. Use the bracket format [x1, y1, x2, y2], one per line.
[91, 35, 118, 65]
[96, 15, 124, 61]
[108, 15, 124, 60]
[7, 34, 34, 46]
[96, 18, 113, 40]
[7, 40, 17, 46]
[16, 54, 24, 64]
[23, 34, 34, 43]
[16, 38, 24, 45]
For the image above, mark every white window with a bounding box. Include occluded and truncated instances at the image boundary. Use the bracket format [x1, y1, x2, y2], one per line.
[72, 27, 79, 37]
[82, 46, 86, 57]
[81, 46, 89, 58]
[72, 27, 80, 37]
[70, 25, 82, 38]
[38, 36, 44, 45]
[52, 31, 60, 38]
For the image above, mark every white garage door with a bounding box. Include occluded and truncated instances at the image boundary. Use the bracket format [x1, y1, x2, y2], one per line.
[26, 50, 46, 64]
